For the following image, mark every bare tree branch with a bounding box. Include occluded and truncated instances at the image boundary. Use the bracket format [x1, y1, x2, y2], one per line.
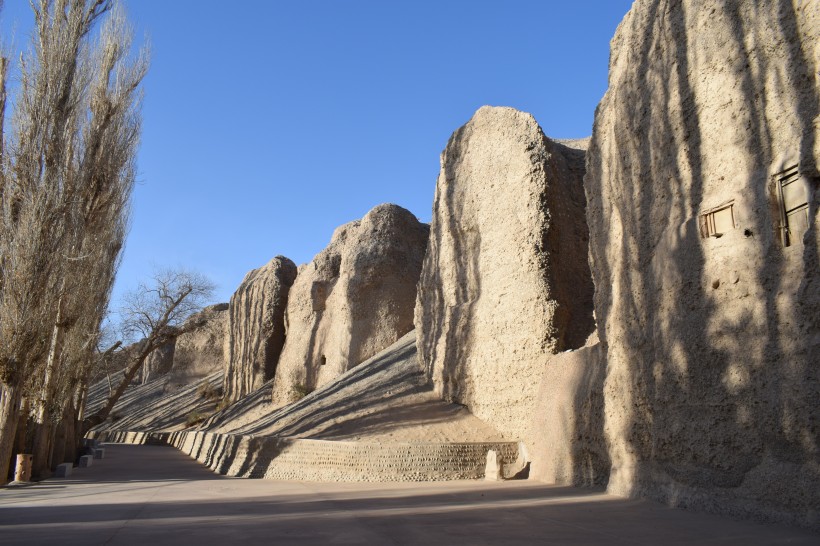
[82, 268, 215, 430]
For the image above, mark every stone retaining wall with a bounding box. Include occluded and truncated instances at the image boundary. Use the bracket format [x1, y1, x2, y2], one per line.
[88, 430, 519, 482]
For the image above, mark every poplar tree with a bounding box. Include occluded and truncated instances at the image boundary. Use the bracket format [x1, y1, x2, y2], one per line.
[0, 0, 147, 481]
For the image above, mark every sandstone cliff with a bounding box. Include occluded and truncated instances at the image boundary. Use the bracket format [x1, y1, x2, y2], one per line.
[224, 256, 297, 402]
[140, 303, 228, 387]
[585, 0, 819, 527]
[271, 204, 429, 406]
[172, 303, 228, 386]
[415, 106, 594, 454]
[141, 340, 175, 384]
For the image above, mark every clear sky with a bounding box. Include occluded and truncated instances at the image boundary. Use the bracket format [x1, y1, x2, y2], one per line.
[1, 0, 633, 306]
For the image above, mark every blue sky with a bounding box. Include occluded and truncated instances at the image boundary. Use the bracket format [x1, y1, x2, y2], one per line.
[2, 0, 633, 306]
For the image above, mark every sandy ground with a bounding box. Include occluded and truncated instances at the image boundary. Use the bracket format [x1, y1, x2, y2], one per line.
[0, 443, 816, 546]
[86, 370, 223, 432]
[205, 332, 507, 443]
[88, 332, 506, 444]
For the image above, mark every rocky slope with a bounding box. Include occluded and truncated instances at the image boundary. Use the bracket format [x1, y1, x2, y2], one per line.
[208, 332, 505, 443]
[86, 370, 223, 432]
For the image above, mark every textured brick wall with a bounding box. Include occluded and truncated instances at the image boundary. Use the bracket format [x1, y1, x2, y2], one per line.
[89, 429, 519, 482]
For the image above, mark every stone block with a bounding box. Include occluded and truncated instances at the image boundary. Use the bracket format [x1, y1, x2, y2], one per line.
[79, 455, 93, 468]
[93, 448, 105, 460]
[484, 450, 503, 481]
[55, 463, 73, 478]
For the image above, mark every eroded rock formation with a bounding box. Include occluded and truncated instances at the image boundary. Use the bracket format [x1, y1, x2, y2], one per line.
[271, 204, 429, 406]
[141, 341, 175, 384]
[415, 106, 594, 450]
[172, 303, 229, 386]
[529, 333, 608, 486]
[141, 304, 228, 387]
[586, 0, 819, 527]
[224, 257, 297, 402]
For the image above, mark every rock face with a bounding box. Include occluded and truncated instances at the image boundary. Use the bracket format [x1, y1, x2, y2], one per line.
[586, 0, 819, 527]
[415, 106, 594, 451]
[140, 304, 228, 387]
[224, 257, 297, 402]
[529, 334, 608, 486]
[172, 303, 229, 386]
[141, 341, 174, 384]
[271, 204, 429, 406]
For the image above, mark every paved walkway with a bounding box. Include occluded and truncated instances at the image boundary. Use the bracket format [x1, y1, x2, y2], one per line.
[0, 444, 816, 545]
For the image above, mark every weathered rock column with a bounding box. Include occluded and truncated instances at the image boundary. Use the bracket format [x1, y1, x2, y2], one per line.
[224, 257, 297, 402]
[415, 106, 593, 450]
[585, 0, 819, 528]
[271, 204, 428, 406]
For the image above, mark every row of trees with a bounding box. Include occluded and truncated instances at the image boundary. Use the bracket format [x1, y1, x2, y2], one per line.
[0, 1, 212, 482]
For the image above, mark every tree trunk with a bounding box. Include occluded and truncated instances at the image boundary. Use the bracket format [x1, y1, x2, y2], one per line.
[0, 380, 24, 484]
[77, 378, 89, 422]
[63, 403, 78, 464]
[51, 409, 69, 468]
[31, 416, 54, 480]
[67, 383, 83, 463]
[32, 320, 65, 479]
[13, 397, 30, 456]
[82, 340, 154, 433]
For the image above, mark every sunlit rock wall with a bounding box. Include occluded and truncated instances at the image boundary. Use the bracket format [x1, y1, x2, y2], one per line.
[529, 334, 609, 486]
[224, 257, 297, 402]
[172, 303, 229, 386]
[586, 0, 819, 528]
[271, 204, 429, 406]
[415, 106, 594, 452]
[140, 304, 228, 387]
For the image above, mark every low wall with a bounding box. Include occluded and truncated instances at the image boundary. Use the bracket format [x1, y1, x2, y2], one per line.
[88, 430, 519, 482]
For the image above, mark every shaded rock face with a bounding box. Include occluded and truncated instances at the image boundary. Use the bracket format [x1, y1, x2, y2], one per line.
[140, 304, 228, 387]
[415, 106, 594, 450]
[529, 334, 608, 487]
[172, 304, 229, 386]
[224, 257, 297, 402]
[586, 0, 819, 527]
[271, 204, 429, 406]
[142, 341, 174, 384]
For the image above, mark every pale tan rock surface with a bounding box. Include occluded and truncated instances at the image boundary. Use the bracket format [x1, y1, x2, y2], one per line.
[224, 257, 297, 402]
[170, 303, 229, 387]
[138, 304, 228, 387]
[271, 204, 429, 406]
[228, 332, 503, 443]
[86, 370, 223, 432]
[529, 333, 608, 486]
[141, 341, 175, 384]
[586, 0, 819, 528]
[415, 105, 593, 452]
